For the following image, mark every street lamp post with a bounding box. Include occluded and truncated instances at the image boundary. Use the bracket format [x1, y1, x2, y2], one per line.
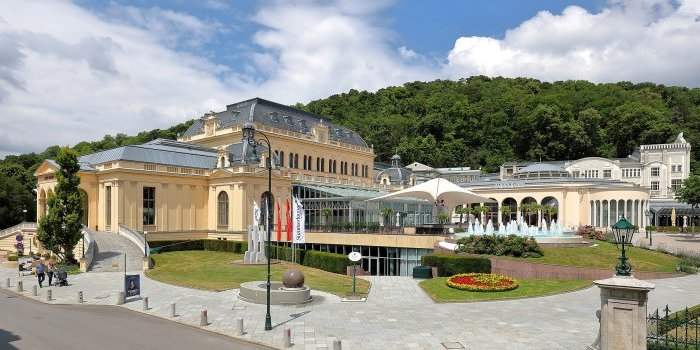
[242, 122, 274, 331]
[644, 209, 652, 244]
[612, 217, 635, 276]
[144, 231, 148, 257]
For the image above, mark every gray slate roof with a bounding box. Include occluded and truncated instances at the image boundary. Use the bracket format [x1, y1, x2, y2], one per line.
[183, 98, 368, 147]
[78, 139, 218, 169]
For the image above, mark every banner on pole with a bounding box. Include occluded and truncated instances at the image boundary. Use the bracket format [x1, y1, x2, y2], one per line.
[285, 198, 292, 241]
[276, 201, 282, 241]
[292, 197, 305, 244]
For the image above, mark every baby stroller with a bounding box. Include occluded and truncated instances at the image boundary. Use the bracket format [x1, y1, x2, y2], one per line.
[54, 269, 68, 287]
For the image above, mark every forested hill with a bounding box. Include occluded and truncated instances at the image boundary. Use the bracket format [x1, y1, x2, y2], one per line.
[2, 76, 700, 229]
[298, 76, 700, 173]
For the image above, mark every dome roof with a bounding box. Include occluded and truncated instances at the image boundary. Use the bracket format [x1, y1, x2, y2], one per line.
[375, 167, 413, 185]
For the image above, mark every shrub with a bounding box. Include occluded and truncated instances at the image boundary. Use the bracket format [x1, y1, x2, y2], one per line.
[456, 235, 543, 258]
[269, 245, 305, 263]
[677, 253, 700, 274]
[203, 240, 247, 253]
[576, 225, 607, 240]
[421, 254, 491, 276]
[7, 254, 18, 261]
[303, 250, 349, 274]
[149, 240, 204, 254]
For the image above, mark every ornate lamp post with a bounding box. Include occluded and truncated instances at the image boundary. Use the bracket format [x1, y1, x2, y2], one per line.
[242, 122, 274, 331]
[644, 210, 653, 247]
[612, 217, 635, 276]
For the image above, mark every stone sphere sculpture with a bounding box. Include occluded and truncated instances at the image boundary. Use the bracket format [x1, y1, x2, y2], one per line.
[282, 269, 305, 288]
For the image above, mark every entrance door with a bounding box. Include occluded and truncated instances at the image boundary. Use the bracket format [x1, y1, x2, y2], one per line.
[369, 257, 379, 275]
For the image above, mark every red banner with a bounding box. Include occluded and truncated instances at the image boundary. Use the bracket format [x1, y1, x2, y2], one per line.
[285, 198, 292, 241]
[275, 201, 281, 241]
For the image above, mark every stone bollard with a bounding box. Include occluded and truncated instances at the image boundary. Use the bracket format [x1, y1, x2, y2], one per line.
[32, 285, 38, 296]
[593, 276, 654, 350]
[200, 309, 208, 326]
[332, 338, 343, 350]
[46, 289, 52, 302]
[236, 318, 244, 335]
[5, 278, 10, 288]
[143, 297, 149, 311]
[284, 328, 292, 348]
[170, 303, 176, 317]
[16, 280, 23, 292]
[77, 291, 84, 304]
[116, 291, 125, 305]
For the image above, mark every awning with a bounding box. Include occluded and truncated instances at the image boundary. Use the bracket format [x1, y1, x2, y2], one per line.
[367, 178, 495, 207]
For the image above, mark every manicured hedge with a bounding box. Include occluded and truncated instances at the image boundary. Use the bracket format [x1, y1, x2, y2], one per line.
[269, 245, 305, 263]
[421, 254, 491, 277]
[457, 234, 543, 258]
[203, 240, 248, 253]
[149, 240, 204, 254]
[7, 254, 18, 262]
[302, 250, 349, 275]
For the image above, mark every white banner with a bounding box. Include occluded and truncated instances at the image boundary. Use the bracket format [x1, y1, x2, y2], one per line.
[253, 201, 260, 228]
[292, 197, 305, 244]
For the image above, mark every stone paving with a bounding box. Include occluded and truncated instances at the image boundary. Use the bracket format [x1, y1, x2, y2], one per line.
[634, 232, 700, 256]
[2, 267, 700, 350]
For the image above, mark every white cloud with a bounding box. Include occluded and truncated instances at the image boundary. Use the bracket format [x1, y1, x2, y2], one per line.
[1, 0, 700, 157]
[445, 0, 700, 86]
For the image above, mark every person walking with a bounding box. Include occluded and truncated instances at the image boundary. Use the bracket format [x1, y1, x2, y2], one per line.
[47, 259, 56, 287]
[36, 260, 46, 288]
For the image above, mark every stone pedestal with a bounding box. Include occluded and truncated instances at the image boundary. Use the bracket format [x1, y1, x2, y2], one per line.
[593, 276, 654, 350]
[79, 258, 88, 273]
[142, 257, 151, 271]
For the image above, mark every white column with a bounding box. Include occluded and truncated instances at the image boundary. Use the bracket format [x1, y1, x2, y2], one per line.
[497, 202, 502, 226]
[607, 201, 611, 228]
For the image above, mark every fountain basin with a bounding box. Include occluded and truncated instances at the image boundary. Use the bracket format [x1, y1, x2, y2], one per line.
[238, 281, 312, 305]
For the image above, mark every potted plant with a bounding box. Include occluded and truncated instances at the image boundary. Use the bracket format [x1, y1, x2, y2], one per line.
[380, 207, 394, 230]
[321, 208, 332, 232]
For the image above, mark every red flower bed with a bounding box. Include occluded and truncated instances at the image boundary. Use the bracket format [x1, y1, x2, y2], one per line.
[446, 273, 518, 292]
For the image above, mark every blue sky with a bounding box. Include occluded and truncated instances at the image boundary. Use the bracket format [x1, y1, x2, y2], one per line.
[0, 0, 697, 156]
[75, 0, 605, 77]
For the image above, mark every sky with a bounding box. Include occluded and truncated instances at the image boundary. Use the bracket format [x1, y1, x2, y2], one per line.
[1, 0, 699, 157]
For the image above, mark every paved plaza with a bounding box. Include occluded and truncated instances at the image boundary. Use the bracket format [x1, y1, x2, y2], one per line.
[634, 232, 700, 256]
[2, 267, 700, 350]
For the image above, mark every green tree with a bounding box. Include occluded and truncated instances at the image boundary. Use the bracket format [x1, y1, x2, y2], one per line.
[37, 147, 83, 263]
[0, 175, 33, 229]
[676, 176, 700, 233]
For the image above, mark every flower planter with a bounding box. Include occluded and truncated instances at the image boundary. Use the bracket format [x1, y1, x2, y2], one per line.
[446, 273, 518, 292]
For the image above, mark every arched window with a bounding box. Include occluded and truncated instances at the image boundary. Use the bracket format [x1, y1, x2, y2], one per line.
[294, 153, 299, 169]
[217, 191, 229, 229]
[289, 153, 294, 168]
[308, 156, 313, 171]
[316, 157, 320, 171]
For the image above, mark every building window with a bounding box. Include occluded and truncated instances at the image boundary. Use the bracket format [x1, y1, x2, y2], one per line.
[217, 191, 229, 228]
[321, 158, 325, 172]
[308, 156, 313, 171]
[672, 164, 682, 173]
[572, 171, 580, 178]
[603, 169, 612, 178]
[294, 153, 299, 169]
[105, 186, 112, 227]
[651, 167, 660, 177]
[623, 168, 641, 178]
[279, 151, 284, 167]
[289, 153, 294, 168]
[672, 179, 683, 192]
[651, 181, 660, 191]
[143, 187, 156, 225]
[584, 170, 599, 178]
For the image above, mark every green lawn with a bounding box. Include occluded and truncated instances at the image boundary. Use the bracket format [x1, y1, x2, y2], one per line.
[522, 241, 681, 273]
[146, 250, 370, 297]
[419, 277, 592, 303]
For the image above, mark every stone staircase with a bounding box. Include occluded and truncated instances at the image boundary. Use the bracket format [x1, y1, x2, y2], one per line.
[89, 230, 144, 272]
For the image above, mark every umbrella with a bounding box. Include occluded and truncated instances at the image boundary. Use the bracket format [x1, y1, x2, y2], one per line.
[367, 178, 494, 208]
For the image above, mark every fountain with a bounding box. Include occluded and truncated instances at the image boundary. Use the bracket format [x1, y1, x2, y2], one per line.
[454, 218, 574, 240]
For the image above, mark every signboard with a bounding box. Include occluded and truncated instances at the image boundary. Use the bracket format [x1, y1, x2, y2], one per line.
[348, 251, 362, 262]
[125, 274, 140, 298]
[292, 197, 305, 244]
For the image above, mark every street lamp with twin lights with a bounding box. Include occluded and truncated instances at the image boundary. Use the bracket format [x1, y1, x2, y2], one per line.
[241, 122, 275, 331]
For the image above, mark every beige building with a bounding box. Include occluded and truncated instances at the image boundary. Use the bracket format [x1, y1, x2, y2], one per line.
[30, 97, 692, 275]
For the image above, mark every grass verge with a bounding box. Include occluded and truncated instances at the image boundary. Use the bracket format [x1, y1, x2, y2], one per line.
[419, 277, 592, 303]
[146, 250, 370, 297]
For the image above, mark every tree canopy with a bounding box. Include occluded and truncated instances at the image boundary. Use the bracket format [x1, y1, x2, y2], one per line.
[676, 176, 700, 208]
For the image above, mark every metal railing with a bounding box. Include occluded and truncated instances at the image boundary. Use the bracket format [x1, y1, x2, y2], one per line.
[0, 222, 37, 239]
[648, 305, 700, 350]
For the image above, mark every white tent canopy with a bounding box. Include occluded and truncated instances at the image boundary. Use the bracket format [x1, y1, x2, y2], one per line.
[367, 178, 494, 208]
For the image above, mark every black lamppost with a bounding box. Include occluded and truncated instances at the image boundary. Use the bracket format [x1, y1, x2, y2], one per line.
[241, 122, 274, 331]
[612, 217, 635, 276]
[644, 209, 653, 246]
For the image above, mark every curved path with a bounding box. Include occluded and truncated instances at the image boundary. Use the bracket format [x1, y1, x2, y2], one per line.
[2, 267, 700, 350]
[0, 288, 274, 350]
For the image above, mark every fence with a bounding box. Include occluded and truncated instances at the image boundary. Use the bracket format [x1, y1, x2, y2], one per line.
[648, 305, 700, 350]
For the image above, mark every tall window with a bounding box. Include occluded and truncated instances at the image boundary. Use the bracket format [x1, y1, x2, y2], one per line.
[217, 191, 229, 228]
[105, 186, 112, 227]
[289, 153, 294, 168]
[143, 186, 156, 225]
[651, 181, 660, 191]
[294, 153, 299, 168]
[651, 167, 660, 177]
[308, 156, 313, 171]
[279, 151, 284, 167]
[672, 179, 683, 192]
